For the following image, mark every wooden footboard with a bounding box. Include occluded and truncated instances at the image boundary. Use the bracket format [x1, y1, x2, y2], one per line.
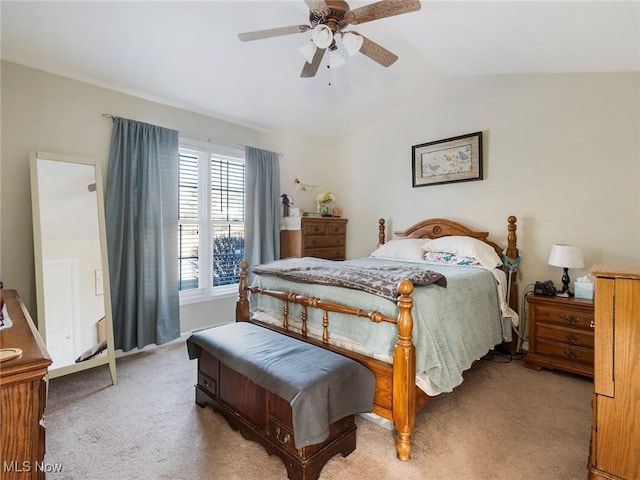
[236, 260, 422, 461]
[236, 215, 519, 462]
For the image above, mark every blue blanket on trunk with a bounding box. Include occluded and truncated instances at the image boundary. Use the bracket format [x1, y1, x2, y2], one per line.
[187, 322, 375, 448]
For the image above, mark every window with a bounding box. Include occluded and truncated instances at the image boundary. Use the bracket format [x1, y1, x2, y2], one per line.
[178, 139, 245, 299]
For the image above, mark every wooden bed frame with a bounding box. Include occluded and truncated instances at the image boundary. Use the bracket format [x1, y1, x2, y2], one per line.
[236, 216, 519, 461]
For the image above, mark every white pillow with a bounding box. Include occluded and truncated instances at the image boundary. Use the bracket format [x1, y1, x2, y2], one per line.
[370, 238, 426, 261]
[421, 236, 502, 268]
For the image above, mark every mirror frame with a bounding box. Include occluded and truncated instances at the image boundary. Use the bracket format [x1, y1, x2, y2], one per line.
[30, 151, 117, 383]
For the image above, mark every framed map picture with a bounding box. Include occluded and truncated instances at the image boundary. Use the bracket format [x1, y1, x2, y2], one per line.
[412, 132, 483, 187]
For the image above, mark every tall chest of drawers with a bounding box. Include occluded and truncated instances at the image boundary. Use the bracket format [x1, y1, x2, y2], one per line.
[525, 293, 594, 378]
[280, 217, 348, 261]
[0, 289, 52, 479]
[588, 265, 640, 480]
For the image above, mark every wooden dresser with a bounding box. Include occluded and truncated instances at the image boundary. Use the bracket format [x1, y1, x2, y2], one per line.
[280, 217, 348, 260]
[524, 293, 594, 378]
[0, 289, 52, 480]
[588, 265, 640, 480]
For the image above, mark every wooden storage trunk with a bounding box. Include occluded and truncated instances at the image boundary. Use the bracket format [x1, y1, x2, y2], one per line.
[195, 349, 357, 480]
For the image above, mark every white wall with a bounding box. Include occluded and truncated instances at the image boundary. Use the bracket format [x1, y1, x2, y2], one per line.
[0, 61, 329, 333]
[331, 72, 640, 303]
[3, 61, 639, 333]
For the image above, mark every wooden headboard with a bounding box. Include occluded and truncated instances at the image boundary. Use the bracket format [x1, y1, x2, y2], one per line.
[378, 216, 519, 313]
[378, 216, 518, 262]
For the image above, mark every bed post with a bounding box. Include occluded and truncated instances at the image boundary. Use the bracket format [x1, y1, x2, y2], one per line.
[378, 218, 386, 246]
[236, 260, 250, 322]
[505, 216, 519, 313]
[393, 279, 416, 461]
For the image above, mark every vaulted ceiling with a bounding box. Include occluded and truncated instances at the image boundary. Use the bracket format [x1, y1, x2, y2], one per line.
[2, 1, 638, 143]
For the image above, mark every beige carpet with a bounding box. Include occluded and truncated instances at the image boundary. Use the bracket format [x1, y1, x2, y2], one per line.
[44, 339, 593, 480]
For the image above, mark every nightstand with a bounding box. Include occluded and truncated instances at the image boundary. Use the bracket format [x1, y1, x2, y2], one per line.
[525, 294, 594, 378]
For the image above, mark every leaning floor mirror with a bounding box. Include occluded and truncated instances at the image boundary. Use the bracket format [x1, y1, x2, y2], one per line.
[30, 151, 117, 383]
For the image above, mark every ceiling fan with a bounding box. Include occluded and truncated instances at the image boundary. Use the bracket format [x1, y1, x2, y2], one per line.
[238, 0, 422, 78]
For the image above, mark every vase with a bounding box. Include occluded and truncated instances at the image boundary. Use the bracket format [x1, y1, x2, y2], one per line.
[317, 202, 332, 217]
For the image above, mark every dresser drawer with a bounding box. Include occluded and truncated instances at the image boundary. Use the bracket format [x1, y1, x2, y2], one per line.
[533, 305, 594, 330]
[535, 324, 594, 349]
[304, 236, 345, 248]
[535, 340, 594, 367]
[302, 221, 346, 235]
[304, 247, 346, 260]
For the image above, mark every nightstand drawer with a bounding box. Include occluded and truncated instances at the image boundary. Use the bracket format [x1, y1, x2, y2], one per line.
[535, 340, 594, 367]
[534, 305, 594, 330]
[535, 324, 594, 349]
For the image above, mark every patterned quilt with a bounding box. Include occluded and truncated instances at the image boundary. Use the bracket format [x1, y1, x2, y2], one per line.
[252, 257, 446, 302]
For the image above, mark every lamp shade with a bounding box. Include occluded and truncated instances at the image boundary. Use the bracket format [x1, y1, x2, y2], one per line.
[548, 244, 585, 269]
[342, 32, 363, 56]
[312, 24, 333, 49]
[298, 41, 317, 63]
[328, 49, 346, 69]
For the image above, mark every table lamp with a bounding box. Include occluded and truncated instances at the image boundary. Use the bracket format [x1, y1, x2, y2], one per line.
[548, 244, 584, 296]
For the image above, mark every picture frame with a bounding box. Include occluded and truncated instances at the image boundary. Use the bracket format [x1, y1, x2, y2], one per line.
[412, 131, 483, 187]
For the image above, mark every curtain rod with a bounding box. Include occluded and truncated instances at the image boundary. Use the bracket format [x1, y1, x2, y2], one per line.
[102, 113, 283, 157]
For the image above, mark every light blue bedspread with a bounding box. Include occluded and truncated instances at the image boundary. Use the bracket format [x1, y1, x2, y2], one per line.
[250, 257, 506, 394]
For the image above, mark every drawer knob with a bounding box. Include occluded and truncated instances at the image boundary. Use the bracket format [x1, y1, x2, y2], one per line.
[275, 426, 291, 445]
[311, 240, 317, 245]
[313, 227, 320, 232]
[562, 314, 580, 325]
[565, 349, 581, 360]
[565, 333, 579, 344]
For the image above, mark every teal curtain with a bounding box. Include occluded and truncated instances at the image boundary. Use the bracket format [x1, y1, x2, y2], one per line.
[106, 117, 180, 352]
[245, 147, 280, 274]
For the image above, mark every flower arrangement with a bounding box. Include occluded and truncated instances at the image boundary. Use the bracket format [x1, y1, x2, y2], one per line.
[315, 191, 336, 204]
[315, 190, 335, 217]
[280, 193, 291, 217]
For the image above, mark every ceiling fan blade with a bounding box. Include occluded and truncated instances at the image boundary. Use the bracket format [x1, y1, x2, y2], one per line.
[346, 0, 421, 25]
[305, 0, 330, 15]
[238, 25, 310, 42]
[301, 47, 327, 78]
[357, 34, 398, 67]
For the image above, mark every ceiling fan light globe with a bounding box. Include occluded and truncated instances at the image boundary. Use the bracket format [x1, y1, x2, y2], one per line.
[342, 32, 363, 56]
[312, 24, 333, 49]
[298, 41, 317, 63]
[328, 50, 346, 69]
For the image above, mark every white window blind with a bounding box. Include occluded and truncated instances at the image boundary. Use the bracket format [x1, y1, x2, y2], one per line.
[178, 139, 245, 297]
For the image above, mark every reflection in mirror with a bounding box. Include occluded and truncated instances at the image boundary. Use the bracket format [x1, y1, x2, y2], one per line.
[30, 151, 116, 383]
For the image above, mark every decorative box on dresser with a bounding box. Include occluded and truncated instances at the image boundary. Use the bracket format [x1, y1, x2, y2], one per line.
[0, 288, 52, 480]
[525, 293, 595, 378]
[280, 217, 348, 260]
[588, 265, 640, 480]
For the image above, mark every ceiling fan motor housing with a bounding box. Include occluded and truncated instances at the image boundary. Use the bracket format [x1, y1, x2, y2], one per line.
[309, 0, 350, 32]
